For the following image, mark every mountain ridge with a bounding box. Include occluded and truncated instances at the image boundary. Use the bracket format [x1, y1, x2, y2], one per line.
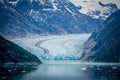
[80, 10, 120, 62]
[0, 0, 104, 38]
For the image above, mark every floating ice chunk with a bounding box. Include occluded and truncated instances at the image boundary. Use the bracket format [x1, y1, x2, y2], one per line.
[8, 69, 12, 72]
[81, 67, 87, 70]
[112, 66, 118, 69]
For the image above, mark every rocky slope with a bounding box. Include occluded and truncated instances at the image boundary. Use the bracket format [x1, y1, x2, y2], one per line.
[80, 10, 120, 62]
[0, 35, 41, 63]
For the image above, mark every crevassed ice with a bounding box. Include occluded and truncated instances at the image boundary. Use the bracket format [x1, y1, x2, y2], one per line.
[11, 34, 91, 61]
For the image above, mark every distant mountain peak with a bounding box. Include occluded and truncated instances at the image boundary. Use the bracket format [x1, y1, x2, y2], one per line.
[70, 0, 119, 19]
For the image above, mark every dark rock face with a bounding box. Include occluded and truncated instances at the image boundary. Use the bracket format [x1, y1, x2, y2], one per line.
[81, 10, 120, 62]
[0, 35, 41, 63]
[0, 0, 103, 38]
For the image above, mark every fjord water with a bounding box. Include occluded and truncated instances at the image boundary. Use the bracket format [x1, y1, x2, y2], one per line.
[11, 61, 120, 80]
[10, 34, 120, 80]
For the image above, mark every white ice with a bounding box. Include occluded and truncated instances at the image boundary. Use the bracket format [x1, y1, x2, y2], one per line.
[11, 34, 91, 61]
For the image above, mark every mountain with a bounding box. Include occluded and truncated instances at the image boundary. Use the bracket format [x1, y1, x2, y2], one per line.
[80, 10, 120, 62]
[87, 2, 118, 19]
[0, 35, 41, 63]
[70, 0, 119, 19]
[0, 0, 104, 38]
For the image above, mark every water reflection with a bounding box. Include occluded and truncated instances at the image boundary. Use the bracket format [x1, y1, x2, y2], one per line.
[10, 62, 120, 80]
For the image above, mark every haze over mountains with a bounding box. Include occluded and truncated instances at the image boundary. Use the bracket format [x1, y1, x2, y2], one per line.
[0, 0, 118, 38]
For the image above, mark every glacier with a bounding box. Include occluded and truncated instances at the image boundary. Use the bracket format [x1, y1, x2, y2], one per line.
[11, 34, 91, 61]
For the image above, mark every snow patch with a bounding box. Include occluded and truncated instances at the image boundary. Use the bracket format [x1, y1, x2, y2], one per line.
[51, 0, 58, 10]
[30, 0, 33, 3]
[29, 9, 33, 15]
[9, 0, 19, 6]
[65, 6, 76, 15]
[42, 0, 58, 11]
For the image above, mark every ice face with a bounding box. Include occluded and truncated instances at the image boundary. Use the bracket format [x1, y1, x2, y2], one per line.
[11, 34, 91, 61]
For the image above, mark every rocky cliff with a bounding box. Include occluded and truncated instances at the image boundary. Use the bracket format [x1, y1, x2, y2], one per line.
[0, 35, 41, 63]
[81, 10, 120, 62]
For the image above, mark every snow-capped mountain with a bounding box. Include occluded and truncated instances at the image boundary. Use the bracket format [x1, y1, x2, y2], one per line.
[0, 0, 118, 38]
[70, 0, 119, 19]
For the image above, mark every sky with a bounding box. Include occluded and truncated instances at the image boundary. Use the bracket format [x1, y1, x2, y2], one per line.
[70, 0, 120, 14]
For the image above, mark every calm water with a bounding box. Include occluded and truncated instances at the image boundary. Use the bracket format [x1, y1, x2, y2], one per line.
[8, 61, 120, 80]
